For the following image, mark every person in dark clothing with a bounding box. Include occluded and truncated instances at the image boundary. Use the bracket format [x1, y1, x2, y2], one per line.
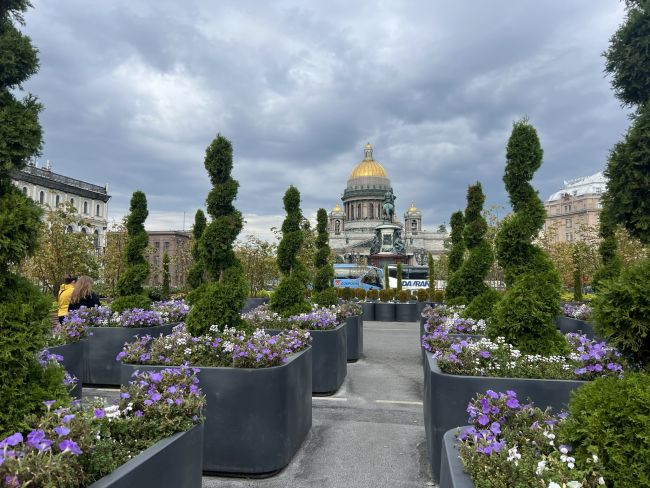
[68, 275, 101, 311]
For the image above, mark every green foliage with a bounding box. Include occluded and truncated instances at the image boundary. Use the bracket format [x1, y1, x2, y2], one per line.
[366, 289, 379, 301]
[187, 135, 247, 332]
[463, 288, 501, 321]
[430, 289, 445, 303]
[427, 252, 435, 296]
[269, 276, 311, 318]
[116, 191, 149, 298]
[314, 208, 334, 293]
[186, 274, 247, 335]
[416, 288, 429, 302]
[488, 270, 568, 355]
[601, 105, 650, 245]
[353, 288, 366, 300]
[593, 256, 650, 366]
[276, 186, 304, 277]
[378, 289, 392, 302]
[446, 183, 494, 304]
[383, 263, 389, 289]
[110, 294, 151, 314]
[313, 288, 339, 307]
[0, 274, 68, 436]
[561, 373, 650, 488]
[397, 289, 412, 303]
[0, 183, 41, 272]
[491, 118, 564, 354]
[592, 205, 623, 291]
[340, 287, 353, 301]
[573, 251, 583, 302]
[396, 263, 403, 292]
[187, 209, 206, 290]
[604, 0, 650, 107]
[448, 211, 465, 274]
[161, 252, 170, 300]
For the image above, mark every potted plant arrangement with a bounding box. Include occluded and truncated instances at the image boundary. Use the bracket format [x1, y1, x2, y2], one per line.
[555, 303, 596, 339]
[416, 288, 430, 315]
[395, 289, 418, 322]
[1, 366, 205, 487]
[336, 301, 363, 362]
[362, 289, 378, 321]
[119, 138, 314, 476]
[375, 289, 396, 321]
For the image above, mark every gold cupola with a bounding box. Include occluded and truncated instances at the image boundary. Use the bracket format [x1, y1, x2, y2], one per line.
[349, 142, 388, 179]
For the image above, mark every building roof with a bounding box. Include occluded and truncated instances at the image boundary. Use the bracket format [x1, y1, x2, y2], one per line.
[546, 171, 606, 202]
[12, 164, 111, 202]
[349, 143, 388, 179]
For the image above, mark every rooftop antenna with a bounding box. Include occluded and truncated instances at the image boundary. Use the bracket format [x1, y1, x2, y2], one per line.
[45, 160, 51, 171]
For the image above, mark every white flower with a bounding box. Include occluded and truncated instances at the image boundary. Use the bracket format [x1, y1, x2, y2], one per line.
[593, 454, 599, 463]
[548, 482, 561, 488]
[536, 460, 547, 475]
[559, 446, 569, 454]
[567, 482, 581, 488]
[598, 477, 605, 485]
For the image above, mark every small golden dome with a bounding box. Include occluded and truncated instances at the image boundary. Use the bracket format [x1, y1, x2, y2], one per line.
[349, 142, 388, 179]
[408, 202, 418, 212]
[332, 203, 343, 213]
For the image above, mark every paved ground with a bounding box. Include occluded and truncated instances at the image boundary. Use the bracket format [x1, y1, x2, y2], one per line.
[85, 321, 435, 488]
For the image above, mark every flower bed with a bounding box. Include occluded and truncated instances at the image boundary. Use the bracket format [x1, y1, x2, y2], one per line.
[421, 304, 487, 337]
[334, 303, 363, 361]
[151, 300, 189, 324]
[288, 307, 340, 330]
[45, 344, 84, 399]
[440, 390, 607, 488]
[0, 367, 204, 487]
[562, 303, 592, 321]
[119, 326, 313, 475]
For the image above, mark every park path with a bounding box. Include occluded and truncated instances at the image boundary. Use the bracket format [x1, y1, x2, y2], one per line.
[202, 321, 435, 488]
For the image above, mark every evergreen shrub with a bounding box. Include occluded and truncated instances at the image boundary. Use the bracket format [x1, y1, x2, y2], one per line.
[396, 263, 403, 292]
[313, 288, 338, 307]
[397, 290, 412, 303]
[271, 276, 312, 317]
[312, 208, 337, 306]
[340, 287, 353, 301]
[366, 289, 379, 301]
[110, 294, 151, 314]
[462, 288, 501, 321]
[593, 257, 650, 367]
[353, 288, 366, 300]
[187, 209, 207, 290]
[448, 211, 465, 274]
[416, 289, 429, 302]
[378, 289, 392, 302]
[560, 373, 650, 488]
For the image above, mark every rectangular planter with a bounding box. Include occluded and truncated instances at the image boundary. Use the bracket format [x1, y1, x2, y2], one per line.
[396, 302, 419, 322]
[121, 347, 312, 476]
[440, 428, 474, 488]
[48, 340, 85, 399]
[241, 297, 269, 314]
[84, 322, 177, 386]
[423, 351, 584, 482]
[374, 302, 396, 322]
[346, 314, 363, 362]
[361, 301, 375, 321]
[89, 423, 203, 488]
[554, 316, 597, 340]
[311, 322, 347, 394]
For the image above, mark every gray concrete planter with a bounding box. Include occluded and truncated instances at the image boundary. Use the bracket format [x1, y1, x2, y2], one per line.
[396, 302, 419, 322]
[241, 297, 269, 314]
[84, 322, 177, 386]
[361, 301, 375, 321]
[440, 428, 474, 488]
[312, 323, 347, 394]
[121, 347, 312, 476]
[554, 316, 597, 340]
[374, 302, 396, 322]
[89, 423, 203, 488]
[346, 314, 363, 362]
[417, 301, 433, 315]
[423, 351, 584, 482]
[48, 340, 85, 399]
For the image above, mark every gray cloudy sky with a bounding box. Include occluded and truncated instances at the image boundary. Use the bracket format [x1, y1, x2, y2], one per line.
[24, 1, 630, 239]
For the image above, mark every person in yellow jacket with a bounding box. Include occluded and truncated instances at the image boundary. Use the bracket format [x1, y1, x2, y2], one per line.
[57, 275, 77, 323]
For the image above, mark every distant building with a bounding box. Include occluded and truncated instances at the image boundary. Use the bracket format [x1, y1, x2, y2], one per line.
[328, 143, 447, 266]
[543, 172, 605, 243]
[11, 161, 111, 252]
[146, 231, 191, 289]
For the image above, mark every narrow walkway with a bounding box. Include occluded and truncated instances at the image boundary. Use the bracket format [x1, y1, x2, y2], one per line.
[202, 321, 434, 488]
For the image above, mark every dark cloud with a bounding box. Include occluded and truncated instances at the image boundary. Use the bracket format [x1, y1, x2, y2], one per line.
[23, 0, 629, 236]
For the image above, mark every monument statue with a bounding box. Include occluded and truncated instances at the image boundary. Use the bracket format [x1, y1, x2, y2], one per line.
[392, 229, 405, 254]
[369, 229, 381, 255]
[382, 189, 396, 222]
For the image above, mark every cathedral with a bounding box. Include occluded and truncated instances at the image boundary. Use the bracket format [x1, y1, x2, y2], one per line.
[328, 143, 448, 266]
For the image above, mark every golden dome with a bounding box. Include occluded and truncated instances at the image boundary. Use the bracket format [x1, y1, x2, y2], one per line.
[408, 202, 418, 212]
[349, 143, 388, 179]
[332, 202, 343, 213]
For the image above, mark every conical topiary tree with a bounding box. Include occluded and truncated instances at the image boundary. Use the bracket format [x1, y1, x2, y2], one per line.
[427, 252, 436, 300]
[446, 183, 499, 318]
[447, 211, 465, 276]
[270, 186, 311, 316]
[0, 1, 68, 435]
[488, 118, 566, 355]
[186, 135, 248, 335]
[396, 263, 403, 292]
[162, 251, 170, 299]
[112, 191, 151, 312]
[186, 209, 206, 290]
[312, 208, 337, 306]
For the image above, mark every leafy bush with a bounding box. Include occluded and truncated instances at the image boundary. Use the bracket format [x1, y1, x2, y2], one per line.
[110, 294, 151, 314]
[187, 274, 247, 334]
[378, 289, 392, 302]
[312, 288, 338, 307]
[397, 290, 412, 303]
[462, 288, 501, 321]
[366, 289, 379, 301]
[593, 257, 650, 366]
[416, 289, 429, 302]
[353, 288, 366, 300]
[187, 209, 207, 290]
[116, 191, 150, 299]
[560, 373, 650, 488]
[448, 211, 465, 274]
[429, 289, 445, 303]
[313, 208, 335, 297]
[270, 276, 312, 318]
[340, 287, 353, 301]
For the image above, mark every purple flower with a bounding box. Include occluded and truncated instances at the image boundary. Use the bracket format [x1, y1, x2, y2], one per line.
[62, 414, 75, 424]
[94, 408, 105, 419]
[1, 433, 23, 447]
[150, 392, 162, 402]
[26, 430, 52, 452]
[116, 351, 127, 361]
[54, 426, 70, 437]
[485, 390, 498, 399]
[135, 410, 143, 417]
[58, 439, 82, 455]
[120, 392, 130, 399]
[489, 422, 501, 435]
[478, 414, 490, 426]
[43, 400, 56, 409]
[505, 396, 520, 409]
[479, 351, 490, 358]
[149, 372, 163, 383]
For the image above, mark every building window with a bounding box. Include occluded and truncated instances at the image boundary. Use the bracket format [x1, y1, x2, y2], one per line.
[411, 220, 417, 231]
[39, 191, 45, 204]
[163, 241, 170, 251]
[55, 195, 60, 207]
[154, 242, 160, 250]
[96, 204, 101, 216]
[66, 225, 73, 233]
[357, 204, 361, 219]
[83, 201, 88, 214]
[81, 228, 87, 234]
[22, 187, 28, 195]
[565, 219, 572, 228]
[93, 230, 99, 249]
[369, 203, 373, 219]
[70, 198, 75, 206]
